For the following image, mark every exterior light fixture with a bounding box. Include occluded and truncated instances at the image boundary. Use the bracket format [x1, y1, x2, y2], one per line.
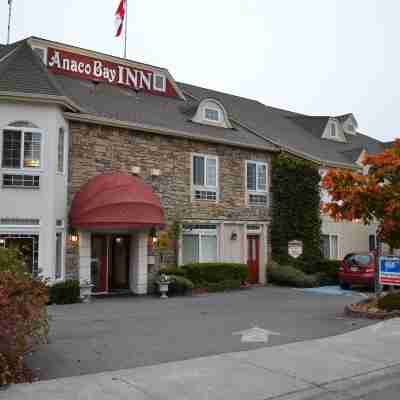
[150, 227, 158, 245]
[0, 239, 5, 246]
[70, 234, 79, 243]
[115, 237, 123, 244]
[230, 232, 238, 241]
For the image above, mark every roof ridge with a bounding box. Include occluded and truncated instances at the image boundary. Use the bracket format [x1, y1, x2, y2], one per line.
[28, 36, 170, 73]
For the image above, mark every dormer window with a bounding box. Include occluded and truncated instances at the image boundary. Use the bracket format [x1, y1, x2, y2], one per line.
[153, 73, 166, 92]
[330, 123, 336, 137]
[192, 98, 232, 129]
[204, 107, 220, 122]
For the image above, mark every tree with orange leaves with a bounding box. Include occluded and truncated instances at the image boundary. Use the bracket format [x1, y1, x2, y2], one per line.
[321, 139, 400, 250]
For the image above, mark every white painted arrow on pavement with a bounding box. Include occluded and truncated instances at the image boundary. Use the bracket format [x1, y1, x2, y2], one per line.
[232, 326, 280, 343]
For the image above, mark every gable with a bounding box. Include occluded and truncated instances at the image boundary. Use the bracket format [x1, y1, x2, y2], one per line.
[321, 118, 347, 143]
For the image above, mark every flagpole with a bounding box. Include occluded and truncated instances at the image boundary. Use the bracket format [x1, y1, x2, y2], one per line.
[124, 0, 128, 58]
[7, 1, 13, 45]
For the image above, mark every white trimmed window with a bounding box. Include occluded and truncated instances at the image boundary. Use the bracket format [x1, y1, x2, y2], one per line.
[246, 161, 268, 206]
[330, 123, 336, 137]
[1, 125, 42, 170]
[153, 73, 166, 92]
[57, 127, 65, 173]
[204, 107, 221, 122]
[192, 154, 218, 202]
[182, 225, 218, 264]
[321, 234, 338, 260]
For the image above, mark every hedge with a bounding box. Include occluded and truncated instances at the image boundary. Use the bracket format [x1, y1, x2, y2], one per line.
[161, 263, 247, 285]
[271, 154, 322, 263]
[268, 261, 319, 288]
[48, 280, 81, 305]
[293, 258, 341, 285]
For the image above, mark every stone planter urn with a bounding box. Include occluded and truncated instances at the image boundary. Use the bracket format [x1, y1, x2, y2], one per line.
[80, 281, 94, 303]
[158, 275, 170, 299]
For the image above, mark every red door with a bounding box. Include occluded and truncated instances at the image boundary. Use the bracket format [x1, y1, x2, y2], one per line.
[247, 235, 260, 284]
[91, 235, 108, 293]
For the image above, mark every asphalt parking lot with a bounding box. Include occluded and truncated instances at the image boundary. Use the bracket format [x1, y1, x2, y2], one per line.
[26, 286, 376, 381]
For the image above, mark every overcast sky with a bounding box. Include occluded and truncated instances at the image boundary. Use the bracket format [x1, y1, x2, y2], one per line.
[1, 0, 398, 142]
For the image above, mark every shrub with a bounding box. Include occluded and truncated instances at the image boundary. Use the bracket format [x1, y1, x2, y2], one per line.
[293, 258, 340, 285]
[166, 275, 194, 296]
[0, 247, 29, 279]
[204, 279, 242, 292]
[0, 268, 48, 385]
[180, 263, 247, 285]
[268, 261, 319, 288]
[377, 292, 400, 312]
[314, 260, 340, 285]
[49, 280, 81, 305]
[159, 266, 186, 277]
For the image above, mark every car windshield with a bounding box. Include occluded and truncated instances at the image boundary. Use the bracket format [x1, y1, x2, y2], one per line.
[353, 254, 372, 266]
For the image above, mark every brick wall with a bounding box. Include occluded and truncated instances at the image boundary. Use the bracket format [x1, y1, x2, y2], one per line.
[66, 122, 272, 276]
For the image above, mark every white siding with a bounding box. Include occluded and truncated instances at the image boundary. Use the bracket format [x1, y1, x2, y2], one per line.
[0, 100, 68, 280]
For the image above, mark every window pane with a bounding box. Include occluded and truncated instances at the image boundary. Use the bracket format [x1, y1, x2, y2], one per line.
[247, 162, 257, 191]
[182, 235, 199, 264]
[206, 158, 217, 187]
[330, 124, 336, 137]
[257, 164, 267, 191]
[193, 156, 205, 186]
[369, 235, 376, 252]
[331, 235, 338, 259]
[205, 108, 219, 121]
[320, 235, 330, 259]
[201, 235, 217, 262]
[57, 128, 65, 173]
[2, 130, 22, 168]
[24, 132, 41, 168]
[55, 233, 62, 279]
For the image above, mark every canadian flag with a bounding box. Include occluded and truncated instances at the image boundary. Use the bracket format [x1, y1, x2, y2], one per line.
[115, 0, 126, 37]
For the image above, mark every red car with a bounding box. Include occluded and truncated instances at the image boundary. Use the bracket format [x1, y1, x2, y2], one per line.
[339, 252, 377, 291]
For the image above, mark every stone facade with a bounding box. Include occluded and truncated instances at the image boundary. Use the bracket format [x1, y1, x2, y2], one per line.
[66, 122, 272, 277]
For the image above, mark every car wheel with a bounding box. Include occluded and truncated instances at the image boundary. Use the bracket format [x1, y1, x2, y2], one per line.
[340, 282, 351, 290]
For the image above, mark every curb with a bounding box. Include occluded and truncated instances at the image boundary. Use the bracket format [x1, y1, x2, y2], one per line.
[344, 304, 400, 320]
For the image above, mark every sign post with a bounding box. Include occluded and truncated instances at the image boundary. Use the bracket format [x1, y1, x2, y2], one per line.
[378, 256, 400, 289]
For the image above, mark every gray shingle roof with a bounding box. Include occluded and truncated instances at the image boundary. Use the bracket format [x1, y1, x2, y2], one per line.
[0, 37, 387, 164]
[179, 82, 386, 166]
[54, 75, 275, 150]
[0, 42, 63, 97]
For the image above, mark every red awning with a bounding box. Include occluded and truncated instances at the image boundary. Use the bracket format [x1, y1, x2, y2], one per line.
[70, 174, 165, 230]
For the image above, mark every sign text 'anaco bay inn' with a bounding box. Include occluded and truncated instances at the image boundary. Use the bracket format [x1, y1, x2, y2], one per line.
[47, 48, 178, 97]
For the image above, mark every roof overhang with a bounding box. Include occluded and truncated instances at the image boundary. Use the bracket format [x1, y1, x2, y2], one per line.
[0, 91, 83, 112]
[63, 112, 279, 152]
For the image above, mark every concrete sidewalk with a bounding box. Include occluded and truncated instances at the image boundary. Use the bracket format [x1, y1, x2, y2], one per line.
[3, 318, 400, 400]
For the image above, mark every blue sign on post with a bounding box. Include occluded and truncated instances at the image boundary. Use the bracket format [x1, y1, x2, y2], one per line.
[379, 256, 400, 286]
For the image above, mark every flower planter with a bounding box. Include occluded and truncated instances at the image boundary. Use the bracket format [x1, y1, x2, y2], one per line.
[157, 273, 171, 299]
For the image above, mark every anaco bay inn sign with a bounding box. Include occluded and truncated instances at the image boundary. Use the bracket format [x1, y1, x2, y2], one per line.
[47, 48, 178, 97]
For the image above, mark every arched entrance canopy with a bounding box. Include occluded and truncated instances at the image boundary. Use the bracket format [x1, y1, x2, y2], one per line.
[70, 174, 165, 230]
